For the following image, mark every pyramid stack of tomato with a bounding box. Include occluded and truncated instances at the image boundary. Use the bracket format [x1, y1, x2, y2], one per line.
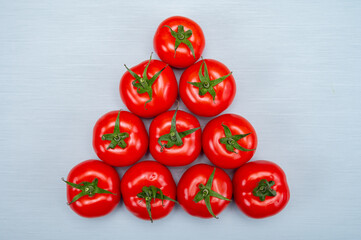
[63, 16, 290, 222]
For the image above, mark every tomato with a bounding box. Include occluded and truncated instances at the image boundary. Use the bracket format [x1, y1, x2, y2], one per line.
[177, 164, 232, 219]
[149, 108, 201, 166]
[92, 110, 148, 167]
[121, 161, 177, 222]
[202, 114, 257, 169]
[179, 59, 236, 117]
[62, 160, 121, 218]
[153, 16, 205, 68]
[233, 160, 290, 218]
[120, 54, 178, 118]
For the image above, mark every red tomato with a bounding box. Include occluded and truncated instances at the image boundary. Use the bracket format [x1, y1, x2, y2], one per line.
[120, 54, 178, 118]
[63, 160, 121, 218]
[149, 108, 201, 166]
[179, 59, 236, 117]
[202, 114, 257, 169]
[153, 16, 205, 68]
[92, 110, 148, 167]
[177, 164, 232, 219]
[233, 160, 290, 218]
[121, 161, 177, 222]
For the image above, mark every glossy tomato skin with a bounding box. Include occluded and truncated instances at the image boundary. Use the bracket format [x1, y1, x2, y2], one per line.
[154, 16, 205, 68]
[93, 110, 148, 167]
[202, 114, 257, 169]
[177, 164, 232, 218]
[121, 161, 176, 221]
[66, 160, 121, 218]
[120, 59, 178, 118]
[179, 59, 236, 117]
[233, 160, 290, 218]
[149, 110, 201, 166]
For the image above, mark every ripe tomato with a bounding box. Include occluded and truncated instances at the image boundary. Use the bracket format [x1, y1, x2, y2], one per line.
[179, 59, 236, 117]
[202, 114, 257, 169]
[121, 161, 177, 222]
[233, 160, 290, 218]
[177, 164, 232, 219]
[153, 16, 205, 68]
[92, 110, 148, 167]
[62, 160, 121, 218]
[120, 54, 178, 118]
[149, 108, 201, 166]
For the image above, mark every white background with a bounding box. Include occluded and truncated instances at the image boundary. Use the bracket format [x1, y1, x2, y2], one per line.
[1, 0, 361, 239]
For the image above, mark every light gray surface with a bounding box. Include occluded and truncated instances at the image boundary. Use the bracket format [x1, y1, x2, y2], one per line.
[1, 0, 361, 239]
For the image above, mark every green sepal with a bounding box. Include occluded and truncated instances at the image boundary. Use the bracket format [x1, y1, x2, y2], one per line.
[193, 190, 205, 203]
[163, 25, 195, 58]
[178, 128, 201, 138]
[136, 185, 178, 223]
[187, 60, 232, 102]
[219, 124, 255, 153]
[208, 189, 231, 201]
[124, 53, 168, 109]
[204, 196, 218, 219]
[62, 178, 116, 205]
[192, 168, 231, 219]
[252, 179, 277, 202]
[205, 168, 216, 188]
[158, 107, 201, 152]
[101, 111, 130, 150]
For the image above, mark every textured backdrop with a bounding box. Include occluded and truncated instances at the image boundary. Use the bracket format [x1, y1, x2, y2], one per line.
[1, 0, 361, 239]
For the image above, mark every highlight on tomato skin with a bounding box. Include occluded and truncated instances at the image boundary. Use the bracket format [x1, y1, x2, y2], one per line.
[149, 107, 202, 167]
[177, 164, 233, 219]
[63, 160, 121, 218]
[92, 110, 148, 167]
[179, 59, 236, 117]
[120, 161, 177, 223]
[119, 54, 178, 118]
[153, 16, 206, 68]
[233, 160, 290, 219]
[202, 113, 257, 169]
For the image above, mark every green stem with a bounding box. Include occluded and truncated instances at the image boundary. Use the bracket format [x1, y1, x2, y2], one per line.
[62, 178, 116, 205]
[219, 124, 255, 153]
[252, 179, 277, 201]
[136, 185, 178, 223]
[193, 168, 231, 219]
[101, 110, 129, 149]
[163, 25, 195, 58]
[187, 59, 232, 102]
[124, 53, 168, 109]
[158, 107, 200, 152]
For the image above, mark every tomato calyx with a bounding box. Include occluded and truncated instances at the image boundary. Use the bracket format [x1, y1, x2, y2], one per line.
[163, 25, 195, 59]
[219, 124, 255, 153]
[188, 60, 232, 102]
[62, 178, 116, 205]
[193, 168, 231, 219]
[137, 185, 178, 223]
[101, 111, 129, 149]
[158, 107, 201, 152]
[252, 179, 277, 202]
[124, 53, 168, 109]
